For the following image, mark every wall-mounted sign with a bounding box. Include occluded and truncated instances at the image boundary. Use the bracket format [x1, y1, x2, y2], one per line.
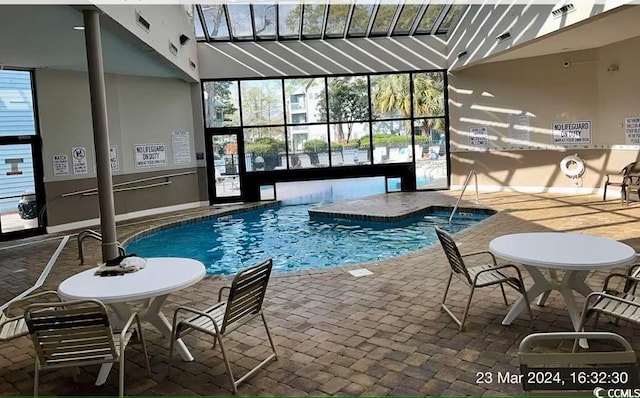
[109, 145, 119, 171]
[72, 146, 87, 174]
[469, 126, 489, 147]
[171, 131, 191, 164]
[625, 117, 640, 145]
[92, 145, 119, 172]
[134, 143, 166, 168]
[53, 154, 69, 176]
[552, 120, 591, 144]
[508, 113, 531, 145]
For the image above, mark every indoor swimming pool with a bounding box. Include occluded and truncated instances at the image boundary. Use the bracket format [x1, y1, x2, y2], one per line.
[125, 204, 494, 274]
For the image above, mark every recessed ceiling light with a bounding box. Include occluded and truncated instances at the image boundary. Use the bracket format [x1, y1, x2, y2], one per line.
[73, 26, 85, 30]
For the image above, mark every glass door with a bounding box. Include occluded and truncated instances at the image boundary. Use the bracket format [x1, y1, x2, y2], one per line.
[0, 140, 44, 239]
[205, 128, 245, 202]
[0, 69, 44, 240]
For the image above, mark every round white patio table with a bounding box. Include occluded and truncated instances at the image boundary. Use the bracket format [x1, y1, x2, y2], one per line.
[58, 257, 206, 385]
[489, 232, 636, 331]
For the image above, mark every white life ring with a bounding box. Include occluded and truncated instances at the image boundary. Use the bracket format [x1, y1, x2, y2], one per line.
[560, 154, 585, 178]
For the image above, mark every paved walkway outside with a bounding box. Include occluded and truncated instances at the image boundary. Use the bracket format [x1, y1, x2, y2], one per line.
[1, 191, 640, 396]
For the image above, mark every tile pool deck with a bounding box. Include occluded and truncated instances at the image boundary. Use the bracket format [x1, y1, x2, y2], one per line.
[1, 191, 640, 396]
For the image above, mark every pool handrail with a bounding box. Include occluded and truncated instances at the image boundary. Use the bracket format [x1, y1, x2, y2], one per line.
[78, 229, 125, 264]
[449, 170, 479, 224]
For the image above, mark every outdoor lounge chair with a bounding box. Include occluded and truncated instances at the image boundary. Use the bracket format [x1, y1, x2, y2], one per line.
[24, 299, 150, 397]
[603, 162, 639, 204]
[435, 227, 533, 331]
[168, 258, 277, 394]
[1, 291, 62, 343]
[519, 331, 639, 395]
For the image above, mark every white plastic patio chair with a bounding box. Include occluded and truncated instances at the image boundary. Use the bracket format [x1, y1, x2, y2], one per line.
[24, 299, 150, 397]
[168, 258, 277, 394]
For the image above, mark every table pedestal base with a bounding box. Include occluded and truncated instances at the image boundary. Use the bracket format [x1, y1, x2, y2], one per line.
[502, 267, 592, 331]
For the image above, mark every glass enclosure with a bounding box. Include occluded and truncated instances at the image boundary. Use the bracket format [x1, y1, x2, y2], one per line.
[193, 3, 467, 42]
[204, 70, 448, 189]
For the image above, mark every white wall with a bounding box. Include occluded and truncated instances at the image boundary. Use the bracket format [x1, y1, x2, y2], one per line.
[36, 69, 197, 182]
[449, 35, 640, 152]
[448, 35, 640, 189]
[449, 49, 599, 152]
[198, 35, 447, 79]
[447, 1, 632, 70]
[97, 4, 199, 82]
[596, 37, 640, 141]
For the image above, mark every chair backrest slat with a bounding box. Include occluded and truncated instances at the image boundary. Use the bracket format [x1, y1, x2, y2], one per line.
[28, 312, 109, 332]
[226, 297, 262, 324]
[222, 258, 273, 334]
[38, 328, 112, 345]
[435, 227, 472, 284]
[25, 300, 118, 368]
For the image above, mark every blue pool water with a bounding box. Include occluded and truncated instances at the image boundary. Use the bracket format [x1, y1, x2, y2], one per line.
[125, 204, 493, 274]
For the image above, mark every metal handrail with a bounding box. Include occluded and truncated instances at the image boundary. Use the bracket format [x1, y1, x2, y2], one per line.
[82, 181, 171, 196]
[449, 170, 479, 224]
[61, 170, 195, 198]
[78, 229, 125, 264]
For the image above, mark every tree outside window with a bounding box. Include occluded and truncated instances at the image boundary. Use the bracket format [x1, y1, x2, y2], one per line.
[317, 76, 369, 143]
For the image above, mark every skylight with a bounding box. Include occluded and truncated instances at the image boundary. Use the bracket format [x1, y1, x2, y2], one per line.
[193, 2, 466, 42]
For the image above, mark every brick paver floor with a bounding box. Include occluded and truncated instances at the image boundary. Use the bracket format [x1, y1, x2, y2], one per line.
[1, 191, 640, 396]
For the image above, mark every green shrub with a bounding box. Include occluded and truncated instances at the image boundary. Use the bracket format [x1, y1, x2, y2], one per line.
[331, 141, 361, 151]
[370, 133, 411, 147]
[341, 141, 360, 149]
[245, 137, 280, 155]
[304, 139, 328, 152]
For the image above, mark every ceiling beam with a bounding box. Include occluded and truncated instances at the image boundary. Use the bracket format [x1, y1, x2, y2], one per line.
[195, 5, 211, 42]
[431, 3, 451, 35]
[365, 4, 380, 37]
[343, 3, 355, 39]
[387, 3, 404, 36]
[409, 4, 429, 36]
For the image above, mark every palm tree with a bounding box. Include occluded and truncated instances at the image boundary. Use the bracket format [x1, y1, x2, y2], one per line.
[413, 72, 444, 120]
[371, 74, 410, 119]
[371, 72, 445, 141]
[414, 72, 445, 141]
